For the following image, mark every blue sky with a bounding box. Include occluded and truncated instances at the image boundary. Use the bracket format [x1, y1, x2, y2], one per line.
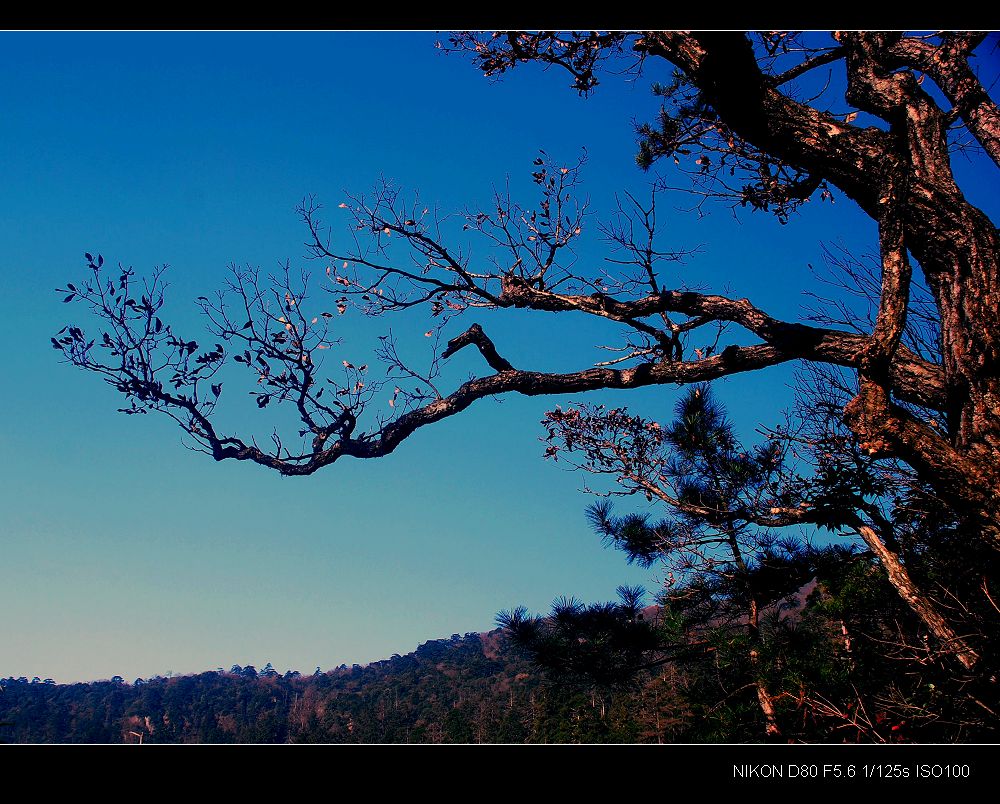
[2, 32, 997, 683]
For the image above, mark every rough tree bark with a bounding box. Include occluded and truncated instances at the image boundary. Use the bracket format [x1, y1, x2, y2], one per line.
[637, 32, 1000, 547]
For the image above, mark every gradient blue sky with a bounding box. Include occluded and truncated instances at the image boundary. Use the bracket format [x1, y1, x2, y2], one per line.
[2, 32, 997, 683]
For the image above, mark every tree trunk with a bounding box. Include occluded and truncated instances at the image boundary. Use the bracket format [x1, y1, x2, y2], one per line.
[731, 530, 784, 740]
[856, 524, 979, 670]
[650, 32, 1000, 547]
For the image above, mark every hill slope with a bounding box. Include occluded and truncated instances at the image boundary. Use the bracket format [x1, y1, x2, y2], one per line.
[0, 630, 646, 743]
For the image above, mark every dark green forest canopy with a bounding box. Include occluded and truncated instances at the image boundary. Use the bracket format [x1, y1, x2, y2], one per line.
[0, 633, 634, 744]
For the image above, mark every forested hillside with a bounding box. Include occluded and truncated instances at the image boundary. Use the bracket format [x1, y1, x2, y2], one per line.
[6, 544, 997, 744]
[1, 631, 650, 744]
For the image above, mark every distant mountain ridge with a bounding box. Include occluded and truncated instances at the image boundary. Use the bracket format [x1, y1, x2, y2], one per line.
[0, 581, 842, 744]
[0, 628, 645, 743]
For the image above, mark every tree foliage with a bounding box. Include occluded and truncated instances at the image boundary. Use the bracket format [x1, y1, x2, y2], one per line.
[513, 386, 1000, 741]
